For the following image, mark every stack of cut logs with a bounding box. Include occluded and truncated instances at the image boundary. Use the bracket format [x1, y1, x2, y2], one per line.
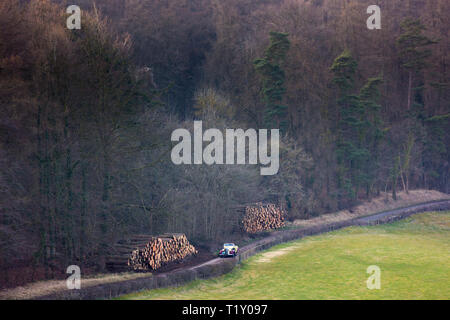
[106, 233, 197, 272]
[240, 203, 285, 233]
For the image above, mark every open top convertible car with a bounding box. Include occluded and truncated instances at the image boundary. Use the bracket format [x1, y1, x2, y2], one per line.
[219, 243, 239, 257]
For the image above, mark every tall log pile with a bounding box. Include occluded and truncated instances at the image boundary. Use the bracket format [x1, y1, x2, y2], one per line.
[106, 233, 197, 272]
[240, 203, 285, 233]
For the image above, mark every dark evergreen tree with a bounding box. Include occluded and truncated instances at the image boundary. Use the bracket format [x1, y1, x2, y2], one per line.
[331, 50, 361, 205]
[359, 76, 384, 196]
[397, 18, 436, 112]
[397, 18, 437, 193]
[254, 31, 290, 130]
[331, 51, 383, 205]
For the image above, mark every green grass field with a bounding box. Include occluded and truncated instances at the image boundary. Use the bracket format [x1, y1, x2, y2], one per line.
[119, 211, 450, 300]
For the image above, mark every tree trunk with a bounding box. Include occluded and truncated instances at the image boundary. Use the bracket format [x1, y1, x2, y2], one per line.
[407, 71, 412, 110]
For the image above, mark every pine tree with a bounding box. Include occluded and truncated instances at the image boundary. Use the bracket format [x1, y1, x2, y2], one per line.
[254, 31, 290, 130]
[397, 18, 436, 111]
[359, 76, 384, 196]
[331, 50, 363, 205]
[397, 18, 437, 193]
[331, 51, 383, 205]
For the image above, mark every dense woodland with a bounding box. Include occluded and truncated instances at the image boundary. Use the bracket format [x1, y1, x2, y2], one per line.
[0, 0, 448, 286]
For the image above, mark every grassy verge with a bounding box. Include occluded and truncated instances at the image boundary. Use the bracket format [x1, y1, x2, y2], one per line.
[119, 211, 450, 300]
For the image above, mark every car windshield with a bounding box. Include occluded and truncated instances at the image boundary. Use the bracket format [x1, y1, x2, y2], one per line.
[224, 243, 234, 246]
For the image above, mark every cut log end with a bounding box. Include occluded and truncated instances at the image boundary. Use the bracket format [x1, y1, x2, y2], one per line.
[106, 233, 197, 272]
[241, 203, 285, 234]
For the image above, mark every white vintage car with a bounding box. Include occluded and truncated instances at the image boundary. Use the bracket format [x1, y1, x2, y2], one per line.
[218, 243, 239, 257]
